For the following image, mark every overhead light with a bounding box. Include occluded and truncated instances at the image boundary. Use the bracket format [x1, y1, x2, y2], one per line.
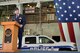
[30, 6, 32, 8]
[28, 4, 30, 7]
[49, 4, 53, 7]
[54, 5, 56, 8]
[47, 10, 49, 12]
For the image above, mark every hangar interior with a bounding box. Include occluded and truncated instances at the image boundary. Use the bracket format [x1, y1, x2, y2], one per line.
[0, 0, 61, 44]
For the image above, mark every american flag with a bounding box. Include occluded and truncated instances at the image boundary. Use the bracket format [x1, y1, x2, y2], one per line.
[54, 0, 80, 43]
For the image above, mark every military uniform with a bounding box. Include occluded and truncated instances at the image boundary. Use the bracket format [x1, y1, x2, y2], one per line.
[12, 14, 26, 49]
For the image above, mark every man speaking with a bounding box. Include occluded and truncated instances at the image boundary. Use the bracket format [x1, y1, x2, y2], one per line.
[12, 8, 26, 49]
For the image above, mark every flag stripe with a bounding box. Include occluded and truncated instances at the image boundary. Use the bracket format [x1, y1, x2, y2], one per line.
[54, 0, 80, 51]
[58, 23, 66, 41]
[62, 23, 70, 42]
[79, 23, 80, 27]
[67, 22, 76, 42]
[73, 23, 80, 51]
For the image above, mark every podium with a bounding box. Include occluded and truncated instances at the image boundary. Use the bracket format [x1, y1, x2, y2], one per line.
[0, 21, 20, 52]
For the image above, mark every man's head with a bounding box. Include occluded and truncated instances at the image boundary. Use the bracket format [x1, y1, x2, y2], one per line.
[14, 8, 19, 15]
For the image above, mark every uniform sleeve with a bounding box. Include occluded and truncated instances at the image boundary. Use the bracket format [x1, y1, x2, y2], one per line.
[22, 15, 26, 27]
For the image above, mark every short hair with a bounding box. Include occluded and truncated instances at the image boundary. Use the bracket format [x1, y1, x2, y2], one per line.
[14, 7, 19, 12]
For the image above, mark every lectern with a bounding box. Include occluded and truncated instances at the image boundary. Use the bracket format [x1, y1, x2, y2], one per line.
[0, 21, 20, 52]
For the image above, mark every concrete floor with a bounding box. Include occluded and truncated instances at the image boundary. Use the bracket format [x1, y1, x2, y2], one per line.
[0, 49, 79, 53]
[18, 51, 79, 53]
